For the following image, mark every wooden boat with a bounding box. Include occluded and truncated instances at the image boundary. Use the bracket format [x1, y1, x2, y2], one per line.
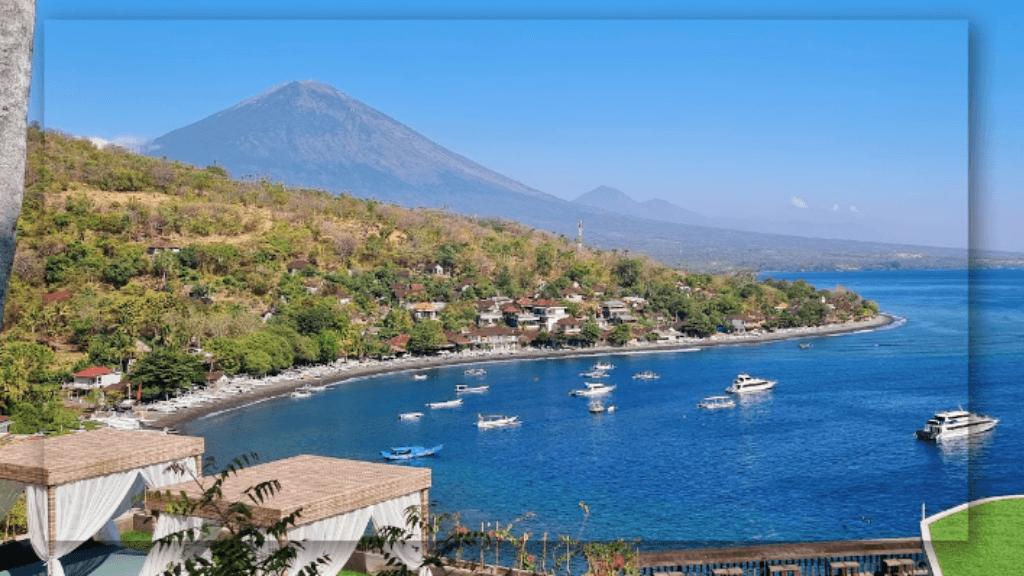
[476, 413, 521, 429]
[456, 384, 490, 394]
[398, 412, 425, 420]
[380, 444, 443, 460]
[426, 398, 464, 409]
[290, 389, 312, 399]
[697, 395, 736, 410]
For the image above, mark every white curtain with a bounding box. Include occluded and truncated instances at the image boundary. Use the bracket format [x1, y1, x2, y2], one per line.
[26, 469, 141, 576]
[371, 493, 429, 576]
[96, 457, 199, 544]
[138, 513, 208, 576]
[0, 479, 24, 520]
[287, 505, 373, 576]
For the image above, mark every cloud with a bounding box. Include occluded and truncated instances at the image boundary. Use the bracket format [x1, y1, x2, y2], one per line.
[86, 135, 152, 153]
[832, 204, 839, 211]
[850, 205, 859, 212]
[790, 196, 808, 209]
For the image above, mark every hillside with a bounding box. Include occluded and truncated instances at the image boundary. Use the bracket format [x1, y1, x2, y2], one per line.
[138, 80, 1003, 272]
[1, 128, 882, 434]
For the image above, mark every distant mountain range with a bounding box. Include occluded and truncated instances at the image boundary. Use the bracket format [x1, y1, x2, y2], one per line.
[141, 80, 1016, 271]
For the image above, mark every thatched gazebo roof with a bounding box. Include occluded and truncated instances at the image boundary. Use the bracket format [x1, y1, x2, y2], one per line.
[0, 429, 205, 486]
[146, 455, 431, 528]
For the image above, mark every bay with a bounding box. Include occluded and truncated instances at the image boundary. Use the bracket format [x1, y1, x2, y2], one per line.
[182, 269, 1023, 546]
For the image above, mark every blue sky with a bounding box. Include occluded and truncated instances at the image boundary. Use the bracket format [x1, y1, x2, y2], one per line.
[30, 1, 1023, 254]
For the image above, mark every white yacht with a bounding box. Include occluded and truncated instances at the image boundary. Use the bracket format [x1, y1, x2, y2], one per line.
[697, 395, 736, 410]
[591, 361, 616, 371]
[455, 384, 490, 394]
[915, 409, 999, 442]
[578, 369, 610, 378]
[570, 382, 616, 397]
[398, 412, 425, 420]
[725, 373, 777, 394]
[476, 414, 521, 429]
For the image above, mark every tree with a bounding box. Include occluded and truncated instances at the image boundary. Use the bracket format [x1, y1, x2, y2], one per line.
[608, 324, 633, 346]
[580, 319, 601, 346]
[0, 0, 35, 321]
[154, 454, 327, 576]
[132, 348, 205, 399]
[407, 320, 446, 355]
[614, 258, 643, 288]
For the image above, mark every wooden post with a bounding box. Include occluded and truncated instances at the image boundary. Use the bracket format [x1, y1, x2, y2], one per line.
[47, 485, 57, 557]
[420, 488, 429, 557]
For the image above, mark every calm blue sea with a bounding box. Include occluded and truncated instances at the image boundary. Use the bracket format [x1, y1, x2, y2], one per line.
[181, 269, 1024, 547]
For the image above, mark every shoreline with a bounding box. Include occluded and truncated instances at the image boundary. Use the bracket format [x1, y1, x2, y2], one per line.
[143, 313, 898, 430]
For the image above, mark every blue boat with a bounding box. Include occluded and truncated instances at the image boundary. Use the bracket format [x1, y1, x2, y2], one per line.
[380, 444, 443, 460]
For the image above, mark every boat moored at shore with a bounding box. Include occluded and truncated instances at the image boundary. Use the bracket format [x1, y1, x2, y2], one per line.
[915, 409, 999, 442]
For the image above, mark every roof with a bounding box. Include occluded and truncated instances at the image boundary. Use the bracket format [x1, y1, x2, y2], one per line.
[146, 455, 430, 528]
[286, 259, 312, 270]
[0, 429, 204, 485]
[74, 366, 113, 378]
[41, 290, 72, 304]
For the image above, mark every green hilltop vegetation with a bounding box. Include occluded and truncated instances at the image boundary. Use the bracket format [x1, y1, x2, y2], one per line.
[0, 127, 878, 434]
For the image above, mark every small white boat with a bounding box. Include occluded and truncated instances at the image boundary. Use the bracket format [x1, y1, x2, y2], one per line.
[476, 413, 521, 429]
[455, 384, 490, 394]
[570, 382, 616, 397]
[413, 374, 428, 380]
[426, 398, 464, 409]
[799, 343, 813, 349]
[589, 400, 616, 414]
[399, 412, 425, 420]
[290, 389, 312, 399]
[464, 368, 487, 376]
[579, 369, 610, 378]
[591, 361, 615, 371]
[725, 373, 777, 394]
[697, 395, 736, 410]
[915, 408, 999, 442]
[307, 384, 327, 392]
[632, 370, 660, 380]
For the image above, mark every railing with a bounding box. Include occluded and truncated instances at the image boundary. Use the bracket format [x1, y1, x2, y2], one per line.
[637, 538, 929, 576]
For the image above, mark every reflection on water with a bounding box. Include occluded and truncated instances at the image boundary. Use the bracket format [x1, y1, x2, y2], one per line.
[934, 430, 996, 462]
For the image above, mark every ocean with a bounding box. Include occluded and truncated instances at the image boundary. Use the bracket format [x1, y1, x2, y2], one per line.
[181, 269, 1023, 547]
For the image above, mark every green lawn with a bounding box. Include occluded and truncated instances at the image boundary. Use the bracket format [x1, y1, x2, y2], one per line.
[930, 498, 1024, 576]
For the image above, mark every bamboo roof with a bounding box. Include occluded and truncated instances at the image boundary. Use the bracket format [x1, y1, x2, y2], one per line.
[146, 455, 430, 528]
[0, 429, 204, 486]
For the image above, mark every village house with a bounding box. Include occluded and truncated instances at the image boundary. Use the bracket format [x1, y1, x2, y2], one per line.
[531, 299, 569, 332]
[286, 259, 313, 275]
[66, 367, 122, 392]
[725, 311, 767, 332]
[555, 316, 583, 335]
[602, 300, 637, 324]
[408, 301, 445, 321]
[561, 285, 587, 302]
[146, 240, 181, 256]
[465, 326, 519, 351]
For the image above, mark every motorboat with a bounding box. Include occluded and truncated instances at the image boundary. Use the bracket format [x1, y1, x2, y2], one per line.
[398, 412, 425, 420]
[290, 389, 312, 399]
[725, 373, 777, 394]
[632, 370, 660, 380]
[476, 413, 521, 429]
[455, 384, 490, 394]
[413, 374, 428, 380]
[307, 384, 327, 392]
[464, 368, 487, 376]
[578, 369, 610, 378]
[915, 409, 999, 442]
[697, 395, 736, 410]
[380, 444, 443, 460]
[570, 382, 616, 397]
[588, 400, 616, 414]
[426, 398, 464, 409]
[799, 343, 813, 349]
[591, 361, 616, 371]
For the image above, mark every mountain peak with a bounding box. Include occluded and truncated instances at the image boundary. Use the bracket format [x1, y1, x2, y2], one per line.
[574, 185, 631, 204]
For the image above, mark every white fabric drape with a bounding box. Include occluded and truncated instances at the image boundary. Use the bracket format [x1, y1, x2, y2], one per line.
[26, 469, 141, 576]
[96, 457, 199, 544]
[371, 493, 429, 576]
[138, 513, 208, 576]
[287, 505, 373, 576]
[0, 479, 24, 520]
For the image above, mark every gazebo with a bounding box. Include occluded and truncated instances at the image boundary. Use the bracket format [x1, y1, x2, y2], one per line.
[144, 454, 432, 576]
[0, 430, 205, 576]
